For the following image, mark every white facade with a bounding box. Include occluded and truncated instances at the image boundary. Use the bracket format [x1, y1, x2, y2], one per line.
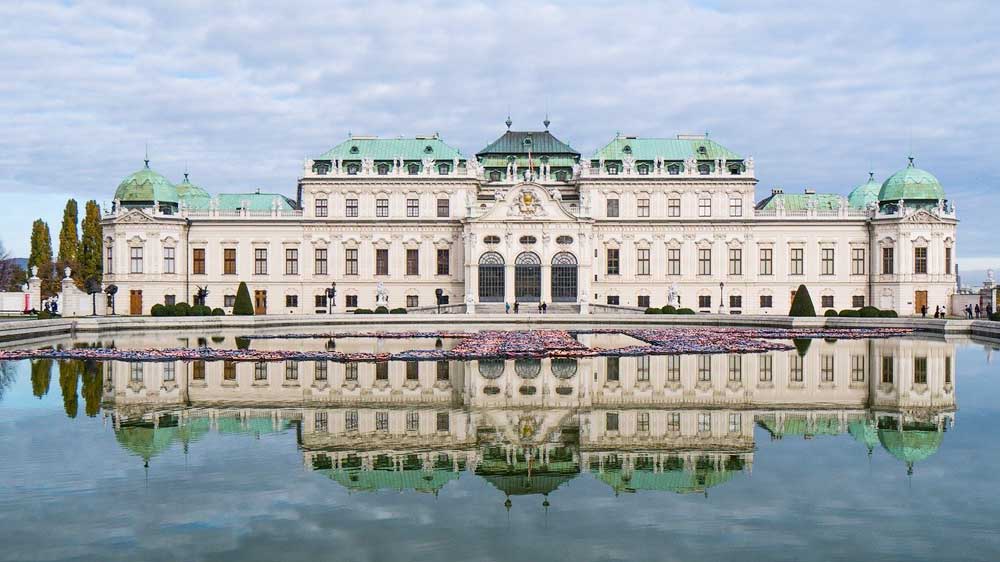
[101, 131, 958, 316]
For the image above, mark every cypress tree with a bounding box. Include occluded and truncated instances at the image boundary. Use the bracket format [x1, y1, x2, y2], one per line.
[29, 219, 55, 296]
[58, 360, 79, 419]
[57, 199, 79, 276]
[79, 200, 103, 286]
[233, 282, 254, 315]
[31, 359, 53, 398]
[789, 284, 817, 317]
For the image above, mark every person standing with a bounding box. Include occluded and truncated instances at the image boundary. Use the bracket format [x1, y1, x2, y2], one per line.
[921, 304, 927, 318]
[505, 302, 510, 314]
[542, 302, 548, 314]
[975, 304, 981, 319]
[514, 301, 519, 314]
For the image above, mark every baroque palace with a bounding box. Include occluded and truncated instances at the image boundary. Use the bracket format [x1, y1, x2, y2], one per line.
[102, 121, 958, 315]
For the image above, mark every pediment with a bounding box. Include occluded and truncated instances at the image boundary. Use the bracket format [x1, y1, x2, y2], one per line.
[902, 209, 946, 224]
[115, 209, 156, 224]
[476, 183, 579, 222]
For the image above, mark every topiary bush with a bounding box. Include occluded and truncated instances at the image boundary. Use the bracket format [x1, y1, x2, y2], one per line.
[824, 309, 838, 317]
[389, 308, 407, 314]
[374, 306, 389, 314]
[233, 282, 254, 316]
[353, 308, 373, 314]
[193, 304, 213, 316]
[793, 338, 812, 357]
[676, 308, 696, 315]
[839, 309, 860, 317]
[859, 306, 880, 318]
[151, 304, 166, 317]
[645, 307, 662, 314]
[789, 285, 816, 317]
[660, 305, 677, 314]
[212, 308, 225, 316]
[878, 310, 898, 318]
[174, 302, 191, 317]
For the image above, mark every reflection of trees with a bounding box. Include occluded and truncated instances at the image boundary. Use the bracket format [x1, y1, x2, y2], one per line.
[80, 360, 102, 417]
[0, 361, 16, 402]
[31, 359, 53, 399]
[58, 360, 79, 418]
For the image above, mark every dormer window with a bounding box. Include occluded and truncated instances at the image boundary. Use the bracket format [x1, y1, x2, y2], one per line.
[555, 170, 567, 181]
[623, 145, 632, 154]
[667, 164, 680, 175]
[407, 163, 420, 175]
[698, 163, 711, 175]
[490, 170, 502, 181]
[437, 163, 450, 175]
[346, 164, 360, 175]
[728, 163, 742, 175]
[349, 146, 360, 154]
[697, 146, 708, 156]
[607, 165, 619, 175]
[424, 145, 433, 154]
[523, 137, 532, 147]
[314, 163, 330, 175]
[377, 163, 390, 175]
[637, 164, 649, 175]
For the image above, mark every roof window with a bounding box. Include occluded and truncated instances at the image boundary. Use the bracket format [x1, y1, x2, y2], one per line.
[623, 145, 632, 154]
[349, 146, 359, 154]
[697, 146, 708, 155]
[424, 145, 433, 153]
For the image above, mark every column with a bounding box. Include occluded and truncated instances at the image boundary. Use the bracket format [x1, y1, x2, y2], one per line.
[505, 264, 515, 305]
[541, 264, 552, 304]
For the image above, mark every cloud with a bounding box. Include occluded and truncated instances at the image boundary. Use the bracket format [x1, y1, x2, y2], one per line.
[0, 0, 997, 257]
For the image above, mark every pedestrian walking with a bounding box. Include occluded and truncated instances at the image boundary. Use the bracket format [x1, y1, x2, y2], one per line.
[514, 301, 519, 314]
[542, 302, 548, 314]
[505, 302, 510, 314]
[921, 304, 927, 318]
[934, 305, 941, 319]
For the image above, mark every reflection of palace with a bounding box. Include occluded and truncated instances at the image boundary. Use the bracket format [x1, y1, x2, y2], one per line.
[101, 337, 956, 500]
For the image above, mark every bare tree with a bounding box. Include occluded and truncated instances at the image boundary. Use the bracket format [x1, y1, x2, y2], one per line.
[0, 240, 27, 291]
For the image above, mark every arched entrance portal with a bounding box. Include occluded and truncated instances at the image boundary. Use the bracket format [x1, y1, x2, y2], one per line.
[515, 252, 541, 302]
[551, 252, 578, 302]
[478, 252, 505, 302]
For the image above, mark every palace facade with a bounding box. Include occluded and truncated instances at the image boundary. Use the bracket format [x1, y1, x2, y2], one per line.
[102, 123, 958, 315]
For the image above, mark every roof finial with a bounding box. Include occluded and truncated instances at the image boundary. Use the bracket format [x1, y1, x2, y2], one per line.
[907, 154, 915, 168]
[505, 112, 512, 130]
[868, 170, 875, 182]
[144, 142, 149, 168]
[184, 161, 189, 182]
[543, 113, 550, 130]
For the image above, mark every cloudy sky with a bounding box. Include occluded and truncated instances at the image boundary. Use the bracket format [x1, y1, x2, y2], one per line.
[1, 0, 997, 272]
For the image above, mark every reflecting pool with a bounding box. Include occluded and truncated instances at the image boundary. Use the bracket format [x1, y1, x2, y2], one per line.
[1, 328, 999, 561]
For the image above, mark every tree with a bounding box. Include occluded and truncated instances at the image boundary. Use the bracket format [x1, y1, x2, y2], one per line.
[233, 282, 254, 315]
[29, 219, 55, 297]
[31, 359, 53, 398]
[79, 200, 102, 287]
[57, 199, 79, 277]
[0, 240, 26, 291]
[58, 360, 79, 419]
[789, 284, 816, 317]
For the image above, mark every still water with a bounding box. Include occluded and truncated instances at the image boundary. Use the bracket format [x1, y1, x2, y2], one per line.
[1, 328, 999, 562]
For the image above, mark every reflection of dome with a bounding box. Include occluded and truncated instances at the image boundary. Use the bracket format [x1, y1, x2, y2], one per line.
[114, 161, 178, 205]
[879, 158, 945, 203]
[114, 416, 208, 463]
[848, 419, 879, 453]
[594, 455, 744, 495]
[314, 454, 463, 493]
[877, 424, 944, 472]
[476, 446, 579, 496]
[847, 172, 880, 208]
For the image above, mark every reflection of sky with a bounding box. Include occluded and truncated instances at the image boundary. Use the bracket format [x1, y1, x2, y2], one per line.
[0, 344, 998, 562]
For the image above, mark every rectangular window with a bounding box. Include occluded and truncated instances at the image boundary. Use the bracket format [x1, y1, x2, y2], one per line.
[760, 295, 773, 308]
[667, 248, 681, 275]
[666, 356, 681, 381]
[345, 198, 359, 217]
[637, 295, 650, 309]
[130, 362, 143, 382]
[163, 247, 176, 274]
[315, 198, 328, 217]
[637, 198, 650, 217]
[254, 248, 267, 275]
[852, 248, 866, 275]
[637, 248, 650, 275]
[729, 248, 742, 276]
[164, 294, 175, 306]
[759, 248, 773, 276]
[436, 412, 450, 432]
[285, 361, 299, 381]
[406, 295, 419, 308]
[346, 295, 358, 308]
[638, 412, 650, 432]
[406, 411, 420, 432]
[406, 198, 419, 217]
[375, 362, 388, 380]
[376, 198, 389, 218]
[730, 295, 742, 309]
[285, 248, 298, 275]
[224, 295, 236, 307]
[853, 295, 865, 308]
[698, 413, 711, 433]
[436, 361, 449, 381]
[344, 362, 358, 381]
[728, 355, 742, 382]
[882, 247, 894, 275]
[698, 355, 712, 381]
[406, 361, 419, 381]
[699, 295, 712, 309]
[667, 412, 681, 432]
[945, 357, 952, 384]
[821, 355, 834, 382]
[285, 295, 298, 308]
[191, 248, 205, 275]
[914, 357, 928, 384]
[406, 249, 419, 276]
[790, 355, 804, 382]
[315, 361, 328, 381]
[254, 362, 267, 381]
[729, 198, 743, 217]
[821, 295, 834, 308]
[728, 413, 742, 433]
[376, 249, 389, 276]
[315, 294, 327, 309]
[699, 198, 711, 217]
[345, 248, 358, 275]
[881, 355, 894, 384]
[224, 248, 236, 275]
[437, 198, 450, 218]
[163, 362, 175, 382]
[436, 249, 450, 275]
[606, 357, 620, 381]
[315, 249, 328, 275]
[375, 411, 389, 432]
[668, 198, 681, 217]
[821, 248, 835, 275]
[315, 412, 328, 433]
[606, 412, 619, 431]
[945, 247, 952, 275]
[130, 247, 143, 274]
[790, 248, 804, 275]
[106, 246, 113, 273]
[607, 248, 620, 275]
[698, 248, 711, 276]
[914, 247, 928, 274]
[606, 198, 619, 218]
[345, 410, 358, 432]
[606, 295, 620, 305]
[759, 355, 773, 382]
[223, 361, 236, 381]
[637, 355, 650, 381]
[851, 355, 865, 382]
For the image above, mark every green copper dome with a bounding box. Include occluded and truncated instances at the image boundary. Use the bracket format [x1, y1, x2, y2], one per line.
[878, 426, 943, 473]
[878, 158, 945, 203]
[176, 173, 210, 199]
[114, 160, 179, 204]
[848, 173, 881, 208]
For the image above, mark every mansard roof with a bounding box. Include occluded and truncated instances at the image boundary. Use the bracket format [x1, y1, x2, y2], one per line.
[755, 190, 845, 211]
[317, 135, 464, 161]
[594, 135, 742, 161]
[477, 130, 580, 157]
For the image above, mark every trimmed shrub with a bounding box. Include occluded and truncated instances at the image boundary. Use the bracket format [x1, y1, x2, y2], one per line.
[194, 304, 213, 316]
[789, 285, 816, 317]
[353, 308, 373, 314]
[389, 308, 407, 314]
[233, 282, 254, 316]
[151, 304, 166, 317]
[878, 310, 898, 318]
[174, 302, 191, 317]
[676, 308, 696, 315]
[824, 309, 838, 317]
[839, 309, 860, 317]
[660, 305, 677, 314]
[645, 307, 662, 314]
[793, 338, 812, 357]
[374, 306, 389, 314]
[858, 306, 880, 318]
[212, 308, 225, 316]
[991, 312, 1000, 322]
[235, 337, 251, 350]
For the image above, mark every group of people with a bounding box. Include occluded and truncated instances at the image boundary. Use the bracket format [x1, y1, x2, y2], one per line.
[963, 303, 993, 319]
[505, 301, 548, 314]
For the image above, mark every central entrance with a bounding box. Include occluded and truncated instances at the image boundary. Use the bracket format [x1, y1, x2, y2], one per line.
[515, 252, 541, 302]
[551, 252, 578, 302]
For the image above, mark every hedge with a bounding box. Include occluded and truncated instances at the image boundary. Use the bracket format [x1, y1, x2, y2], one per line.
[212, 308, 225, 316]
[858, 306, 880, 318]
[233, 282, 254, 316]
[660, 305, 677, 314]
[878, 310, 898, 318]
[353, 308, 373, 314]
[824, 309, 839, 317]
[389, 308, 407, 314]
[151, 304, 166, 317]
[789, 285, 816, 317]
[645, 308, 662, 314]
[374, 306, 389, 314]
[174, 302, 191, 317]
[676, 308, 696, 315]
[838, 309, 860, 317]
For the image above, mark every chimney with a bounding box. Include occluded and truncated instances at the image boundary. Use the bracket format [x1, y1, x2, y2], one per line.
[771, 188, 784, 196]
[804, 188, 816, 195]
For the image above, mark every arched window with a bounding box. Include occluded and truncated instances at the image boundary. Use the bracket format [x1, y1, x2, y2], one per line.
[377, 163, 390, 175]
[483, 235, 501, 245]
[490, 170, 502, 181]
[637, 164, 649, 175]
[668, 164, 681, 175]
[552, 358, 578, 379]
[519, 235, 537, 245]
[478, 252, 505, 302]
[407, 163, 420, 175]
[515, 252, 541, 302]
[556, 235, 573, 245]
[698, 163, 711, 175]
[480, 251, 505, 265]
[478, 359, 504, 379]
[515, 359, 541, 379]
[349, 146, 360, 154]
[314, 163, 330, 175]
[515, 252, 541, 265]
[551, 252, 578, 302]
[438, 163, 450, 175]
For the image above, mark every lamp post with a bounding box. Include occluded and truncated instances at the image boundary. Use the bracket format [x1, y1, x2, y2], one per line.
[326, 282, 337, 314]
[435, 288, 444, 314]
[719, 281, 725, 315]
[85, 278, 101, 316]
[105, 284, 118, 316]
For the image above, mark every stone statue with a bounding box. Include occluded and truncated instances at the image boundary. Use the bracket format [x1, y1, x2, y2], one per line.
[422, 157, 434, 175]
[494, 188, 505, 201]
[375, 281, 389, 308]
[745, 156, 755, 175]
[622, 155, 635, 174]
[550, 187, 562, 201]
[667, 284, 679, 307]
[578, 160, 590, 177]
[30, 266, 38, 278]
